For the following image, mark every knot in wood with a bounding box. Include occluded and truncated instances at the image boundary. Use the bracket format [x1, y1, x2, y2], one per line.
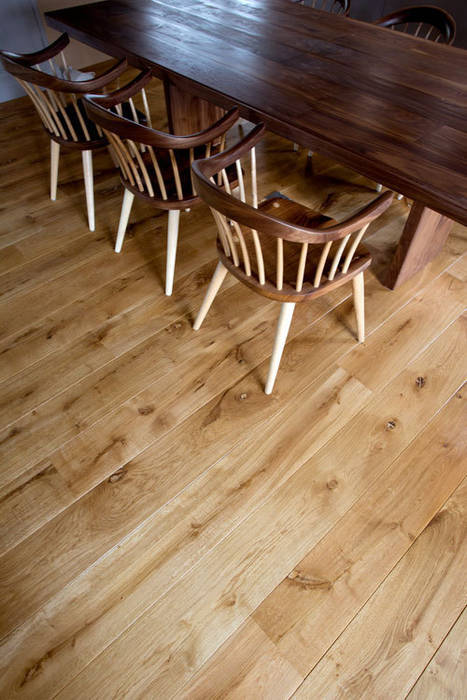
[138, 405, 154, 416]
[108, 468, 125, 483]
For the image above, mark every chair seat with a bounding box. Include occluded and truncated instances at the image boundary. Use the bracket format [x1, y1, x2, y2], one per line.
[219, 196, 372, 301]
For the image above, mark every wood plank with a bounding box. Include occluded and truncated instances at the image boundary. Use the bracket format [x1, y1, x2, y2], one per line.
[252, 347, 467, 674]
[0, 364, 370, 697]
[44, 327, 465, 698]
[177, 618, 302, 700]
[292, 476, 467, 699]
[449, 253, 467, 282]
[338, 272, 465, 391]
[407, 608, 467, 700]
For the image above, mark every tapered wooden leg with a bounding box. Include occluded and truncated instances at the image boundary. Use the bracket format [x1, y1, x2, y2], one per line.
[115, 189, 135, 253]
[81, 150, 95, 232]
[165, 209, 180, 296]
[381, 201, 454, 289]
[265, 302, 295, 395]
[193, 260, 227, 330]
[50, 140, 60, 201]
[352, 272, 365, 343]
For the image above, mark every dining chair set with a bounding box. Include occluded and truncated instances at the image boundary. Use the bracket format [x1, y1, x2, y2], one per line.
[0, 4, 457, 393]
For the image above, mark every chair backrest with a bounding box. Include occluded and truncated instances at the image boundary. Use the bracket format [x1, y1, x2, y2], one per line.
[375, 5, 456, 44]
[299, 0, 350, 16]
[192, 125, 393, 296]
[0, 33, 127, 147]
[84, 72, 240, 208]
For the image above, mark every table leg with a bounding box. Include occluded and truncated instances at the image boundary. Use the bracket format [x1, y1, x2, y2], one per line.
[163, 78, 225, 135]
[380, 201, 454, 289]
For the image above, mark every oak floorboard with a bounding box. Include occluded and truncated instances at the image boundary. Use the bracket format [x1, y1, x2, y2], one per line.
[1, 251, 461, 547]
[49, 333, 465, 698]
[179, 385, 466, 696]
[338, 272, 466, 391]
[407, 608, 466, 700]
[292, 475, 467, 699]
[0, 364, 368, 697]
[0, 80, 465, 699]
[449, 252, 467, 282]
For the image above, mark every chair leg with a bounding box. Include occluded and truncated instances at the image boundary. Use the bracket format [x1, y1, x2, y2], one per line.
[50, 140, 60, 201]
[265, 302, 295, 395]
[115, 189, 135, 253]
[193, 260, 228, 330]
[165, 209, 181, 296]
[352, 272, 365, 343]
[81, 150, 95, 232]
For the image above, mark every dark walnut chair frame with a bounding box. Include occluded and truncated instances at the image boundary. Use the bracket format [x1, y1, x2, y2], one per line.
[192, 125, 393, 394]
[375, 5, 456, 43]
[84, 71, 240, 295]
[295, 0, 350, 15]
[0, 33, 128, 231]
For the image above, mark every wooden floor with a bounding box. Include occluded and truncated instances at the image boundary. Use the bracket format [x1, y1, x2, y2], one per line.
[0, 75, 466, 700]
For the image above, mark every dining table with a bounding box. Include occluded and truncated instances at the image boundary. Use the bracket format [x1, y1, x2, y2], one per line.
[45, 0, 467, 289]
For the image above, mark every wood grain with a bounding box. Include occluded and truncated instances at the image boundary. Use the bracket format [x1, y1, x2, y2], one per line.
[293, 473, 467, 698]
[408, 608, 466, 700]
[182, 375, 466, 694]
[0, 75, 465, 699]
[48, 332, 465, 698]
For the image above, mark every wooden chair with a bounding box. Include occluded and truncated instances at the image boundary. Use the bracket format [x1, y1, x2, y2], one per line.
[192, 125, 393, 394]
[84, 71, 239, 295]
[375, 5, 456, 43]
[0, 33, 128, 231]
[295, 0, 350, 15]
[374, 6, 456, 197]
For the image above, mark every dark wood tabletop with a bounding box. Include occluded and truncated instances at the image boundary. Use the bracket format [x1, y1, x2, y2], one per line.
[46, 0, 467, 229]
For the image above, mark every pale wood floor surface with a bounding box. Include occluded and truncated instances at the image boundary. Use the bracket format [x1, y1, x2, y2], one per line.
[0, 75, 466, 699]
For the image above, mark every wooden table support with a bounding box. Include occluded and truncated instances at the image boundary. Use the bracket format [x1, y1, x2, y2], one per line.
[163, 79, 225, 135]
[382, 203, 454, 289]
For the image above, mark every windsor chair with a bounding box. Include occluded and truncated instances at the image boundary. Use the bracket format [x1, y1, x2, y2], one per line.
[0, 33, 128, 231]
[84, 71, 239, 295]
[375, 5, 456, 43]
[295, 0, 350, 15]
[373, 6, 456, 197]
[192, 125, 393, 394]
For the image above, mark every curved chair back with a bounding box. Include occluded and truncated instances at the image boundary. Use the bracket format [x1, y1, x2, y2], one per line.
[84, 72, 239, 209]
[375, 5, 456, 43]
[0, 34, 127, 148]
[299, 0, 350, 15]
[192, 125, 393, 300]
